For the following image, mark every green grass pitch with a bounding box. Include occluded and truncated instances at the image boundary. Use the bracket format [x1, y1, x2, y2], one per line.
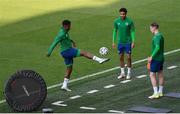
[0, 0, 180, 112]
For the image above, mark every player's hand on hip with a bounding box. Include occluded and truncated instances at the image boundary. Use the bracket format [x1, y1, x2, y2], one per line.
[148, 56, 152, 63]
[131, 42, 135, 48]
[112, 43, 116, 49]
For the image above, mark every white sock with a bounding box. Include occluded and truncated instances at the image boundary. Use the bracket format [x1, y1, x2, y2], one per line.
[127, 67, 131, 74]
[93, 56, 102, 62]
[153, 86, 158, 94]
[63, 78, 69, 87]
[121, 68, 125, 74]
[159, 85, 163, 93]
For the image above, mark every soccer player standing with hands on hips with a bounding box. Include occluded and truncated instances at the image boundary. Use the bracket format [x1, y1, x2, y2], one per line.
[47, 20, 110, 91]
[148, 22, 164, 99]
[112, 8, 135, 79]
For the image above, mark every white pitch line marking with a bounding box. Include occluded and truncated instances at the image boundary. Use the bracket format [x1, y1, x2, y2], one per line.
[120, 80, 131, 83]
[167, 65, 178, 70]
[52, 101, 67, 107]
[136, 75, 147, 79]
[104, 84, 116, 89]
[80, 106, 96, 110]
[1, 48, 180, 104]
[0, 100, 6, 104]
[108, 110, 124, 113]
[70, 95, 81, 100]
[87, 90, 99, 94]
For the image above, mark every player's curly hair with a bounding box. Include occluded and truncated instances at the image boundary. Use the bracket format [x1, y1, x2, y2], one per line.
[119, 8, 127, 14]
[62, 20, 71, 26]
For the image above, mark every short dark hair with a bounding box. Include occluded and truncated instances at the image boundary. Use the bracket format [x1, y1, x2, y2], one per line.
[62, 20, 71, 26]
[150, 22, 159, 29]
[119, 8, 127, 14]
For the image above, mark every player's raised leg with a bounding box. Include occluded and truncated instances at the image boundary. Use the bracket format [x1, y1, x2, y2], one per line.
[80, 50, 110, 64]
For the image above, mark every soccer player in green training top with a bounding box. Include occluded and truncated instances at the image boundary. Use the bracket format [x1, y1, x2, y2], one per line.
[112, 8, 135, 79]
[148, 22, 164, 99]
[47, 20, 110, 91]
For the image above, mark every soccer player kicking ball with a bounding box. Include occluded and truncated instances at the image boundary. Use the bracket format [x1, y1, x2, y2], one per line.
[112, 8, 135, 79]
[46, 20, 110, 91]
[148, 22, 164, 99]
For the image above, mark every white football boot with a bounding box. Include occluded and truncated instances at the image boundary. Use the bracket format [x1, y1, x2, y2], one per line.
[126, 73, 131, 80]
[118, 73, 125, 79]
[99, 58, 110, 64]
[61, 86, 72, 92]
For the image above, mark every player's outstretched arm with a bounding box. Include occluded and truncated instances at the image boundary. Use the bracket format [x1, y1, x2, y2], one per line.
[47, 36, 61, 57]
[148, 45, 160, 63]
[130, 21, 135, 48]
[131, 30, 135, 48]
[151, 45, 160, 57]
[112, 29, 117, 49]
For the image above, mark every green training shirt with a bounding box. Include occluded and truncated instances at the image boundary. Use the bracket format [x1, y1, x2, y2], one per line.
[113, 17, 135, 44]
[48, 27, 72, 55]
[151, 32, 164, 61]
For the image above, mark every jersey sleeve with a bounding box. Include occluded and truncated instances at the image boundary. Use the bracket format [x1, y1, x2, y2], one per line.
[151, 36, 160, 58]
[114, 20, 118, 30]
[130, 21, 135, 42]
[154, 36, 161, 46]
[113, 20, 118, 44]
[47, 32, 63, 55]
[130, 21, 135, 31]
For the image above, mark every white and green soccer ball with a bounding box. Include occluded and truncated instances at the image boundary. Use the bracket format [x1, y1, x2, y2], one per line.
[99, 47, 108, 56]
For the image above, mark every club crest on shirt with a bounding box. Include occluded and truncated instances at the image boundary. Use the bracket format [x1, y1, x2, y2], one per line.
[125, 22, 129, 26]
